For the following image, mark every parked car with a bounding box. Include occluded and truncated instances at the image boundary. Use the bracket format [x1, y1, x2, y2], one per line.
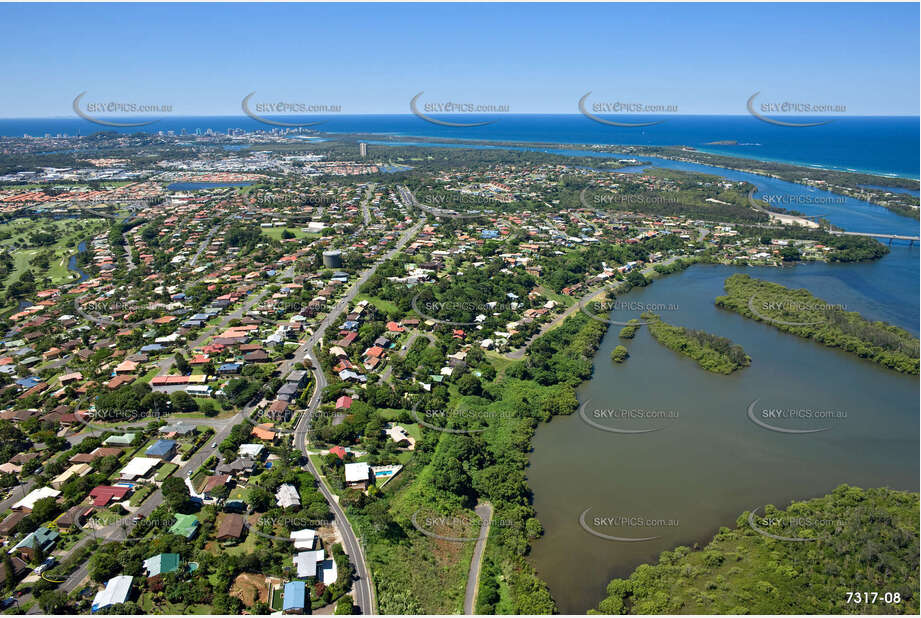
[1, 598, 16, 609]
[35, 557, 56, 574]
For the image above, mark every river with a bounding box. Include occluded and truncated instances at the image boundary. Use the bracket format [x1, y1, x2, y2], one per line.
[67, 241, 89, 282]
[526, 262, 919, 613]
[366, 138, 919, 613]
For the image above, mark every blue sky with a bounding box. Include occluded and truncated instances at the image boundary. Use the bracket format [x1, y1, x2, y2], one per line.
[1, 3, 918, 117]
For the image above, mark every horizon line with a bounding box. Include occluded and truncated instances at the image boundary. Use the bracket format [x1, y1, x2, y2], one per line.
[1, 112, 919, 121]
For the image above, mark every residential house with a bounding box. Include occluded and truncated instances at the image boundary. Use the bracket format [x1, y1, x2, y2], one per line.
[282, 581, 306, 614]
[92, 575, 133, 613]
[89, 485, 131, 507]
[276, 484, 300, 509]
[344, 462, 371, 490]
[145, 440, 177, 461]
[143, 553, 180, 581]
[168, 513, 200, 539]
[11, 526, 59, 561]
[215, 513, 245, 542]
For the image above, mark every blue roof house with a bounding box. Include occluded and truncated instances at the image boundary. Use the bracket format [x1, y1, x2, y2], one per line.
[283, 580, 306, 614]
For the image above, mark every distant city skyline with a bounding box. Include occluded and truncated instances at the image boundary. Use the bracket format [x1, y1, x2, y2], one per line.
[1, 3, 918, 118]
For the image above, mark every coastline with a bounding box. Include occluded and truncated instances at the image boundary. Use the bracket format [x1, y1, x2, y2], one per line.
[323, 129, 921, 182]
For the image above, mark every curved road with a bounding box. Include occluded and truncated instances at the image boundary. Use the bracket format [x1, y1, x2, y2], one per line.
[289, 219, 423, 614]
[463, 502, 493, 614]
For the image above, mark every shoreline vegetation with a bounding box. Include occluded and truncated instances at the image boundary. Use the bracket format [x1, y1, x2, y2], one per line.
[324, 132, 919, 219]
[590, 485, 920, 615]
[641, 311, 751, 374]
[618, 319, 641, 339]
[715, 274, 920, 375]
[350, 306, 608, 614]
[611, 345, 629, 363]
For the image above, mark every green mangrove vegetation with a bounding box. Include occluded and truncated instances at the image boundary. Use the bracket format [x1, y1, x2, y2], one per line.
[618, 319, 642, 339]
[715, 274, 919, 374]
[591, 485, 919, 615]
[641, 312, 751, 374]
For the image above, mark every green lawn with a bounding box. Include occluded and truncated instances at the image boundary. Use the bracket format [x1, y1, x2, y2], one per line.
[485, 350, 516, 375]
[155, 463, 179, 481]
[224, 529, 259, 556]
[129, 485, 154, 506]
[354, 293, 400, 315]
[260, 226, 319, 241]
[0, 217, 107, 288]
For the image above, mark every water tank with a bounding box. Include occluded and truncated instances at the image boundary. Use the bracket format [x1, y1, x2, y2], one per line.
[322, 250, 343, 269]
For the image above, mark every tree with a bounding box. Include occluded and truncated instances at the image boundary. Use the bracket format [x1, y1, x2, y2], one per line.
[170, 391, 198, 413]
[335, 596, 355, 615]
[248, 486, 271, 512]
[90, 552, 121, 583]
[29, 496, 60, 525]
[251, 601, 271, 614]
[456, 373, 483, 397]
[37, 590, 68, 614]
[140, 391, 171, 417]
[780, 245, 801, 261]
[626, 270, 649, 288]
[611, 345, 629, 363]
[174, 353, 190, 375]
[161, 476, 190, 512]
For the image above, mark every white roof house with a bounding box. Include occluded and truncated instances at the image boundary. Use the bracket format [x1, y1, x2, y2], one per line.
[238, 443, 265, 459]
[12, 486, 61, 511]
[319, 558, 338, 586]
[293, 549, 325, 578]
[344, 462, 370, 484]
[275, 483, 300, 508]
[92, 575, 133, 612]
[119, 457, 160, 480]
[290, 528, 316, 550]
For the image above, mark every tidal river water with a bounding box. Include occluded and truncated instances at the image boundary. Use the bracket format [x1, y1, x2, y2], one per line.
[526, 260, 919, 613]
[364, 137, 919, 612]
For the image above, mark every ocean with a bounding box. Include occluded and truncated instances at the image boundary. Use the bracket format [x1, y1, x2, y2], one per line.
[0, 114, 918, 180]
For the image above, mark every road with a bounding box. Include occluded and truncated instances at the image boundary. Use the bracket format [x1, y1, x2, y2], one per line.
[397, 185, 485, 220]
[19, 412, 244, 611]
[360, 183, 376, 227]
[0, 480, 36, 513]
[463, 502, 493, 615]
[154, 255, 304, 376]
[502, 255, 684, 360]
[288, 219, 423, 615]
